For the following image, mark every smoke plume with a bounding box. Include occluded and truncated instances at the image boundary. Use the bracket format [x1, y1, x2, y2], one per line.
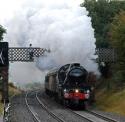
[4, 0, 99, 84]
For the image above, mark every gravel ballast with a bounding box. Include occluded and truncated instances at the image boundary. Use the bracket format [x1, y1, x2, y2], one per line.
[9, 90, 125, 122]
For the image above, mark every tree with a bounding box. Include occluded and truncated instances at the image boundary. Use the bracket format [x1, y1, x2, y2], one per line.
[0, 25, 6, 41]
[82, 0, 125, 48]
[109, 11, 125, 80]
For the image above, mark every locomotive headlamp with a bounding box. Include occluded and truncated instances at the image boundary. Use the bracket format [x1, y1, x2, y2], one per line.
[86, 90, 90, 93]
[63, 89, 66, 92]
[75, 89, 79, 93]
[64, 89, 67, 92]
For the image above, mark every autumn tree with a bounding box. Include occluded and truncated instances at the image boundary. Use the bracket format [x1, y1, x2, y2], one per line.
[82, 0, 125, 48]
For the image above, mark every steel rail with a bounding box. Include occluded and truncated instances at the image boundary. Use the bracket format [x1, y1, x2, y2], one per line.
[37, 91, 99, 122]
[67, 108, 96, 122]
[25, 92, 41, 122]
[36, 91, 118, 122]
[68, 108, 119, 122]
[36, 92, 66, 122]
[86, 110, 119, 122]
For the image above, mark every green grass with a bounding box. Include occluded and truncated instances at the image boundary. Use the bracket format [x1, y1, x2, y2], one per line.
[0, 93, 3, 115]
[95, 88, 125, 116]
[9, 85, 21, 97]
[0, 85, 21, 115]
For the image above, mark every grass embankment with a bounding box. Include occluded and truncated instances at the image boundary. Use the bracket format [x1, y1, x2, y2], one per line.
[9, 85, 22, 97]
[0, 93, 3, 114]
[95, 88, 125, 116]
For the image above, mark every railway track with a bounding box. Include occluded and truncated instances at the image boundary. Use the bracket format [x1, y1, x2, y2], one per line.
[37, 91, 120, 122]
[36, 91, 94, 122]
[35, 92, 65, 122]
[86, 110, 119, 122]
[25, 92, 41, 122]
[25, 91, 66, 122]
[25, 91, 120, 122]
[69, 109, 119, 122]
[69, 109, 100, 122]
[37, 91, 117, 122]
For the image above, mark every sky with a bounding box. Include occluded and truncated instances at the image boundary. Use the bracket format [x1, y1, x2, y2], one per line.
[0, 0, 24, 23]
[0, 0, 46, 86]
[0, 0, 83, 24]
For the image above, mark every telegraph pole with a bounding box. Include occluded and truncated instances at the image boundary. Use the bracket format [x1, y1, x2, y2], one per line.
[1, 67, 9, 103]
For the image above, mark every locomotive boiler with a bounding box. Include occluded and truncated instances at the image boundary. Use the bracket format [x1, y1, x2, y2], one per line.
[45, 63, 94, 108]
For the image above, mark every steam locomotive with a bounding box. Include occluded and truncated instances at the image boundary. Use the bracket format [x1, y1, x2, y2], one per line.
[45, 63, 94, 108]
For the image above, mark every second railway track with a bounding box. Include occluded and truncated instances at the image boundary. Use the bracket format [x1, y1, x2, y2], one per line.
[36, 91, 93, 122]
[36, 92, 66, 122]
[86, 110, 119, 122]
[25, 91, 66, 122]
[69, 109, 119, 122]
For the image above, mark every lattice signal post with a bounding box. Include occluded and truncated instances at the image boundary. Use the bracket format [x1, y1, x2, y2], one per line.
[0, 42, 9, 103]
[96, 48, 116, 63]
[9, 47, 46, 62]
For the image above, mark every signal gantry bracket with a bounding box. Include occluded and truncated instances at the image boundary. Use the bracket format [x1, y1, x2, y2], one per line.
[9, 47, 47, 62]
[8, 48, 116, 63]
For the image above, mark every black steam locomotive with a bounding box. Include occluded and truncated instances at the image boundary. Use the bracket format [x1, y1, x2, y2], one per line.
[45, 63, 94, 108]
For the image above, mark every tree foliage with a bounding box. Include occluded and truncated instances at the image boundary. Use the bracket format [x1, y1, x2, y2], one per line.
[82, 0, 125, 82]
[109, 11, 125, 81]
[82, 0, 125, 48]
[0, 25, 6, 41]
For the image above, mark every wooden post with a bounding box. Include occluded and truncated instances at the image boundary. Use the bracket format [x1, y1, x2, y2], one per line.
[1, 67, 9, 103]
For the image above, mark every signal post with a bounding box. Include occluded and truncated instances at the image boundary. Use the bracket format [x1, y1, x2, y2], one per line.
[0, 67, 9, 103]
[0, 42, 9, 103]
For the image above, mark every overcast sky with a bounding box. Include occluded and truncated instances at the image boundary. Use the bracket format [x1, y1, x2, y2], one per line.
[0, 0, 24, 23]
[0, 0, 83, 24]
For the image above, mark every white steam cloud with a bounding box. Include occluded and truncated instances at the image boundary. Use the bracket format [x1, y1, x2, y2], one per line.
[4, 0, 99, 84]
